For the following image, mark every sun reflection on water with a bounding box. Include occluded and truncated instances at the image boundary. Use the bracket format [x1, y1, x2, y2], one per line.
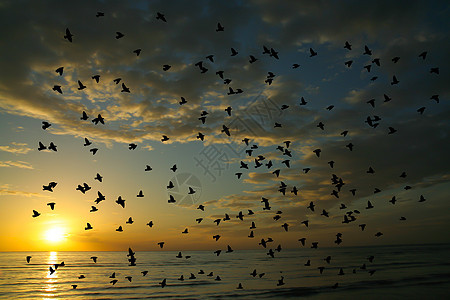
[43, 251, 58, 298]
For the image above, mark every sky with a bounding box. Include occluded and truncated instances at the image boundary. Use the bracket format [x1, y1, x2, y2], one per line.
[0, 0, 449, 252]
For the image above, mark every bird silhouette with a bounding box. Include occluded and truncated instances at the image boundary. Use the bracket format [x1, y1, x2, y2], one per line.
[133, 49, 142, 56]
[52, 85, 62, 94]
[32, 210, 40, 217]
[391, 75, 399, 85]
[64, 28, 73, 42]
[363, 45, 372, 55]
[121, 83, 130, 93]
[216, 22, 224, 31]
[77, 80, 86, 90]
[42, 121, 51, 130]
[116, 196, 125, 208]
[92, 114, 105, 125]
[309, 48, 317, 57]
[55, 67, 64, 76]
[115, 32, 124, 39]
[92, 75, 100, 83]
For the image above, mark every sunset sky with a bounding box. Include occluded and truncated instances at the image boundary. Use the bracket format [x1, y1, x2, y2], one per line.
[0, 0, 449, 252]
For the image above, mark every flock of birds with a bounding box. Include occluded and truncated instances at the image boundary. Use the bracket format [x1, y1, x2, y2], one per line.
[24, 9, 441, 293]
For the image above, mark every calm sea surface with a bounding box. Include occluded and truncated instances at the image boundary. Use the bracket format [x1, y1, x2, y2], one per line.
[0, 244, 449, 299]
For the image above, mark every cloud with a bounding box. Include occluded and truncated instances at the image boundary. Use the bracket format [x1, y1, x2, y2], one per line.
[0, 142, 33, 155]
[0, 160, 33, 169]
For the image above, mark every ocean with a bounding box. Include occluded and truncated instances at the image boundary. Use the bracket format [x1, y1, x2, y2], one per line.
[0, 244, 449, 299]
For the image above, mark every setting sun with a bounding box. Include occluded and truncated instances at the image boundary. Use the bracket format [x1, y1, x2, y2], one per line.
[44, 228, 66, 243]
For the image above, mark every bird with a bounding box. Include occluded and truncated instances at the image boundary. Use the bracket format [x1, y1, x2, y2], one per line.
[221, 125, 230, 136]
[48, 142, 57, 152]
[418, 51, 428, 59]
[46, 202, 56, 210]
[55, 67, 64, 76]
[26, 256, 32, 263]
[116, 196, 125, 208]
[133, 49, 142, 56]
[309, 48, 317, 57]
[85, 223, 93, 230]
[216, 22, 224, 32]
[277, 276, 285, 286]
[96, 12, 104, 17]
[52, 85, 62, 94]
[90, 256, 98, 263]
[363, 45, 372, 55]
[391, 75, 399, 85]
[116, 226, 123, 232]
[42, 121, 51, 130]
[161, 135, 169, 142]
[417, 107, 426, 114]
[92, 114, 105, 125]
[32, 210, 40, 217]
[64, 28, 73, 42]
[121, 83, 130, 93]
[115, 32, 124, 39]
[388, 127, 397, 134]
[126, 217, 134, 224]
[156, 12, 167, 22]
[90, 148, 98, 155]
[230, 48, 238, 56]
[179, 97, 187, 105]
[392, 56, 400, 63]
[344, 60, 353, 67]
[313, 149, 321, 157]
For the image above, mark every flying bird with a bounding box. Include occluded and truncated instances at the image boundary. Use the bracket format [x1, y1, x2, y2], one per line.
[64, 28, 73, 42]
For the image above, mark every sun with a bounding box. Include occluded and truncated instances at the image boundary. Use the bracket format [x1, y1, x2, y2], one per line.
[44, 227, 66, 243]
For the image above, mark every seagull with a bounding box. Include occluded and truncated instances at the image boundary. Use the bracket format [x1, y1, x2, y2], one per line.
[90, 256, 98, 263]
[115, 32, 124, 39]
[47, 202, 55, 210]
[32, 210, 40, 217]
[85, 223, 93, 230]
[77, 80, 86, 90]
[309, 48, 317, 57]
